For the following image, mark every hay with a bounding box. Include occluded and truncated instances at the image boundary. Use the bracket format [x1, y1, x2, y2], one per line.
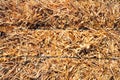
[0, 0, 119, 30]
[0, 0, 120, 80]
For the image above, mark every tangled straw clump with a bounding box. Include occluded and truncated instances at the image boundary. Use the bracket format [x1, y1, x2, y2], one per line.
[0, 29, 120, 80]
[0, 0, 120, 30]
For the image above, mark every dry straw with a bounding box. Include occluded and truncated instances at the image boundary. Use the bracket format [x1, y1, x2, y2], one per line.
[0, 0, 120, 80]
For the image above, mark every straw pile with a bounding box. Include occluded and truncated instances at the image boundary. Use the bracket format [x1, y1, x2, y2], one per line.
[0, 0, 120, 80]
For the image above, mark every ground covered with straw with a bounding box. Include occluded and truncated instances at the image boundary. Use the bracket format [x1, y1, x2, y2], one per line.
[0, 0, 120, 80]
